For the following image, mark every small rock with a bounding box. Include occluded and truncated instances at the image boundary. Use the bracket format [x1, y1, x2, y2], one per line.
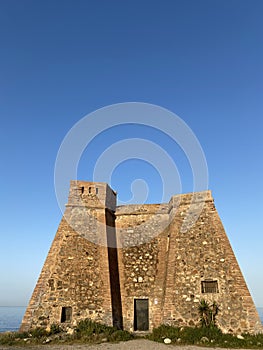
[66, 328, 74, 335]
[237, 335, 244, 340]
[164, 337, 172, 344]
[200, 336, 209, 343]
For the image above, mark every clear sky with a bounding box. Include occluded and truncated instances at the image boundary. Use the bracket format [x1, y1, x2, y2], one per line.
[0, 0, 263, 307]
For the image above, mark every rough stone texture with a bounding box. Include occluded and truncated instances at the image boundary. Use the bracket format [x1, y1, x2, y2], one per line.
[20, 181, 262, 334]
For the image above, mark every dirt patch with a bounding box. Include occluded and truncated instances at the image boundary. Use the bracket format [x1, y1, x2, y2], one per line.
[0, 339, 248, 350]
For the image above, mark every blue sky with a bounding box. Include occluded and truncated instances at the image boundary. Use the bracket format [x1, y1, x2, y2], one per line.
[0, 0, 263, 307]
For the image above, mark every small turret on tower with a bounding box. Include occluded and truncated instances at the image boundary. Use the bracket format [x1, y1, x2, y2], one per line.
[67, 181, 116, 211]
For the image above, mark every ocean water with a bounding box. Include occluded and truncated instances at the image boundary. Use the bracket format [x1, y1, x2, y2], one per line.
[0, 307, 26, 333]
[0, 306, 262, 333]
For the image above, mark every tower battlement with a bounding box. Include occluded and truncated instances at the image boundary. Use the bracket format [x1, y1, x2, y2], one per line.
[67, 180, 116, 211]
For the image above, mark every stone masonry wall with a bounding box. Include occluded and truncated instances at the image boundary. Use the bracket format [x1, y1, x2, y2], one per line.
[116, 191, 262, 334]
[20, 182, 114, 331]
[115, 204, 169, 331]
[161, 191, 262, 334]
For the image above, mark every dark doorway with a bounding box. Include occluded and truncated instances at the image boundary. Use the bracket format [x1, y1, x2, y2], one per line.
[134, 299, 149, 331]
[61, 307, 72, 323]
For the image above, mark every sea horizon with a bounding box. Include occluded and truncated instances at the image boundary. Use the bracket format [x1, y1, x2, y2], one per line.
[0, 306, 263, 333]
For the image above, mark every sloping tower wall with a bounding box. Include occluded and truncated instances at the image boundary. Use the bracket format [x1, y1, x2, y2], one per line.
[20, 181, 117, 331]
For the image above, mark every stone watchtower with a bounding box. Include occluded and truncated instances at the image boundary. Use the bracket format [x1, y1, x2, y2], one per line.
[20, 181, 263, 334]
[20, 181, 123, 331]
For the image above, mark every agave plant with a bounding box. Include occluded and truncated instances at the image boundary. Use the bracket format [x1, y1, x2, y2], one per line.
[198, 299, 210, 327]
[198, 299, 219, 327]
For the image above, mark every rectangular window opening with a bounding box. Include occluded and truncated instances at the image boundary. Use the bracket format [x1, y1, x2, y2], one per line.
[48, 279, 54, 291]
[201, 280, 219, 293]
[61, 306, 72, 323]
[88, 187, 92, 194]
[96, 187, 99, 194]
[134, 299, 149, 331]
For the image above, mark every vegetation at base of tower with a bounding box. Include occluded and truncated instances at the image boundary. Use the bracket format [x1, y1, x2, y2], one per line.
[147, 324, 263, 348]
[198, 299, 219, 327]
[74, 318, 134, 342]
[0, 319, 134, 346]
[1, 319, 263, 347]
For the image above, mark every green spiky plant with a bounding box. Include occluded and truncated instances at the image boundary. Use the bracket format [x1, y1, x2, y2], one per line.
[198, 299, 219, 327]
